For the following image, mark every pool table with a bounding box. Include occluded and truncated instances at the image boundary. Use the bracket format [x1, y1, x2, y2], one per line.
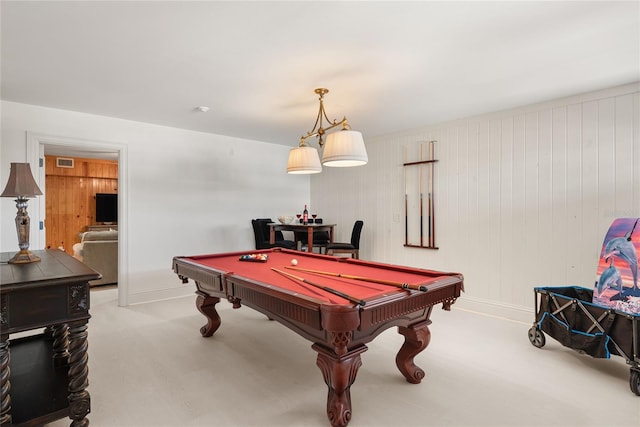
[172, 248, 463, 427]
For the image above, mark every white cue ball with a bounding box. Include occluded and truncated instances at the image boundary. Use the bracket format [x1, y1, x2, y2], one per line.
[291, 259, 298, 266]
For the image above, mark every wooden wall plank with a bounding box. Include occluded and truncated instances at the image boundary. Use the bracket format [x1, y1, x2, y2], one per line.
[614, 94, 634, 217]
[313, 85, 639, 317]
[598, 97, 616, 235]
[538, 109, 553, 285]
[499, 117, 514, 304]
[523, 111, 540, 302]
[487, 118, 502, 300]
[45, 156, 118, 254]
[551, 106, 568, 284]
[565, 103, 583, 283]
[581, 100, 599, 275]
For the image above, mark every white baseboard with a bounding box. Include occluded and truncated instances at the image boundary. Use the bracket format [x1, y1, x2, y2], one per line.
[453, 295, 534, 325]
[124, 283, 535, 325]
[127, 283, 196, 306]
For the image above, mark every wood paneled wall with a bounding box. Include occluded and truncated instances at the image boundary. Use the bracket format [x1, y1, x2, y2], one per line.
[45, 156, 118, 254]
[311, 84, 639, 319]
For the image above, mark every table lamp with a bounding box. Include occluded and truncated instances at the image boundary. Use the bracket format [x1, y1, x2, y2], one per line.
[1, 162, 43, 263]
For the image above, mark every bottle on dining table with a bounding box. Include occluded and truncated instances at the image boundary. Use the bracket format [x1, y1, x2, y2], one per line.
[303, 204, 309, 224]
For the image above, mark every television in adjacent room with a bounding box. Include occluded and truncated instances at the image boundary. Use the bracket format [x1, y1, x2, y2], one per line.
[95, 193, 118, 224]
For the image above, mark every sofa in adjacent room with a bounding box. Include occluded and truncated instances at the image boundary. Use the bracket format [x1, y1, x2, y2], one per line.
[72, 229, 118, 286]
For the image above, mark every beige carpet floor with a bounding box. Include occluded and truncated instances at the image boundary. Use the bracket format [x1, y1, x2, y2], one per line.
[44, 286, 639, 427]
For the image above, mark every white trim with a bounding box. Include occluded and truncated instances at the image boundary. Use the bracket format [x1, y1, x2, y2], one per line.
[26, 132, 129, 307]
[454, 295, 534, 324]
[26, 135, 43, 250]
[127, 284, 196, 306]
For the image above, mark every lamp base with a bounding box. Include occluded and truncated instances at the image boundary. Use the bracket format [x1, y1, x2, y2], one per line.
[8, 249, 41, 264]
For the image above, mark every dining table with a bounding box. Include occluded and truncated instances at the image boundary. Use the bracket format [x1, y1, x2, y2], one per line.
[269, 222, 336, 253]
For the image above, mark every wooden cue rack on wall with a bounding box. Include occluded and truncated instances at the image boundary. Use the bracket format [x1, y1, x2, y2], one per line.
[403, 140, 438, 249]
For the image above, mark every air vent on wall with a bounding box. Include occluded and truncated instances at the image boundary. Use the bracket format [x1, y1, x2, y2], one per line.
[56, 157, 74, 168]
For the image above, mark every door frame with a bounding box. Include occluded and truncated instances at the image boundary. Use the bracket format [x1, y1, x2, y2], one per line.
[27, 132, 129, 307]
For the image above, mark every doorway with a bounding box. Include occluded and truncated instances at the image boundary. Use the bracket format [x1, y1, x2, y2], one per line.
[44, 155, 118, 254]
[27, 132, 129, 306]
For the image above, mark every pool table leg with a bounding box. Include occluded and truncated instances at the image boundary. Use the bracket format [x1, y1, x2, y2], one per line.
[395, 319, 432, 384]
[313, 344, 367, 427]
[195, 292, 221, 337]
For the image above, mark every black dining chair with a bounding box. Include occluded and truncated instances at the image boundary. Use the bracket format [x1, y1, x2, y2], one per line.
[251, 218, 296, 250]
[326, 220, 363, 259]
[295, 230, 330, 254]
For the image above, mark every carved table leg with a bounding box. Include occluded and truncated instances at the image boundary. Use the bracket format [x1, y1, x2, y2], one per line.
[196, 292, 221, 337]
[51, 323, 70, 366]
[441, 297, 457, 311]
[396, 320, 432, 384]
[0, 335, 11, 426]
[313, 344, 367, 427]
[68, 321, 90, 427]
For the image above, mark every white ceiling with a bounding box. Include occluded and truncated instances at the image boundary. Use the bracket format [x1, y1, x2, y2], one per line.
[2, 1, 639, 149]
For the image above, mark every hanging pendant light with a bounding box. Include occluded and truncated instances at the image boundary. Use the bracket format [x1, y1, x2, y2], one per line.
[286, 88, 367, 174]
[321, 130, 368, 167]
[287, 145, 322, 174]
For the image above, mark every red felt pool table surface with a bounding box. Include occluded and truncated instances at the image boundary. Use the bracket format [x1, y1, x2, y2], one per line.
[172, 248, 464, 427]
[184, 249, 460, 305]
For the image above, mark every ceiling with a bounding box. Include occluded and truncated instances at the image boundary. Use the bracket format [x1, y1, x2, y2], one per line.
[2, 1, 638, 151]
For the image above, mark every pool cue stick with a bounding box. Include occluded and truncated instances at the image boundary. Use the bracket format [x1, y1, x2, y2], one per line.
[423, 142, 429, 246]
[419, 143, 424, 247]
[430, 141, 436, 246]
[285, 266, 428, 292]
[270, 267, 339, 302]
[271, 268, 366, 307]
[405, 194, 408, 246]
[427, 192, 432, 247]
[427, 141, 433, 248]
[404, 145, 408, 246]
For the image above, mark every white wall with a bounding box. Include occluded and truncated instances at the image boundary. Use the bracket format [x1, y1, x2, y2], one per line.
[1, 101, 310, 304]
[4, 83, 638, 318]
[312, 82, 640, 322]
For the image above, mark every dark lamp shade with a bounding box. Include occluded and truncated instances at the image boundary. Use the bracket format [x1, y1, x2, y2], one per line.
[1, 163, 43, 198]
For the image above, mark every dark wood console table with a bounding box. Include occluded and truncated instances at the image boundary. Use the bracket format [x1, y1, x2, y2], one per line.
[0, 249, 100, 426]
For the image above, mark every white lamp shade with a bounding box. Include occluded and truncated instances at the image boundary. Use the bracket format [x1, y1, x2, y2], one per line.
[287, 146, 322, 174]
[321, 130, 368, 167]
